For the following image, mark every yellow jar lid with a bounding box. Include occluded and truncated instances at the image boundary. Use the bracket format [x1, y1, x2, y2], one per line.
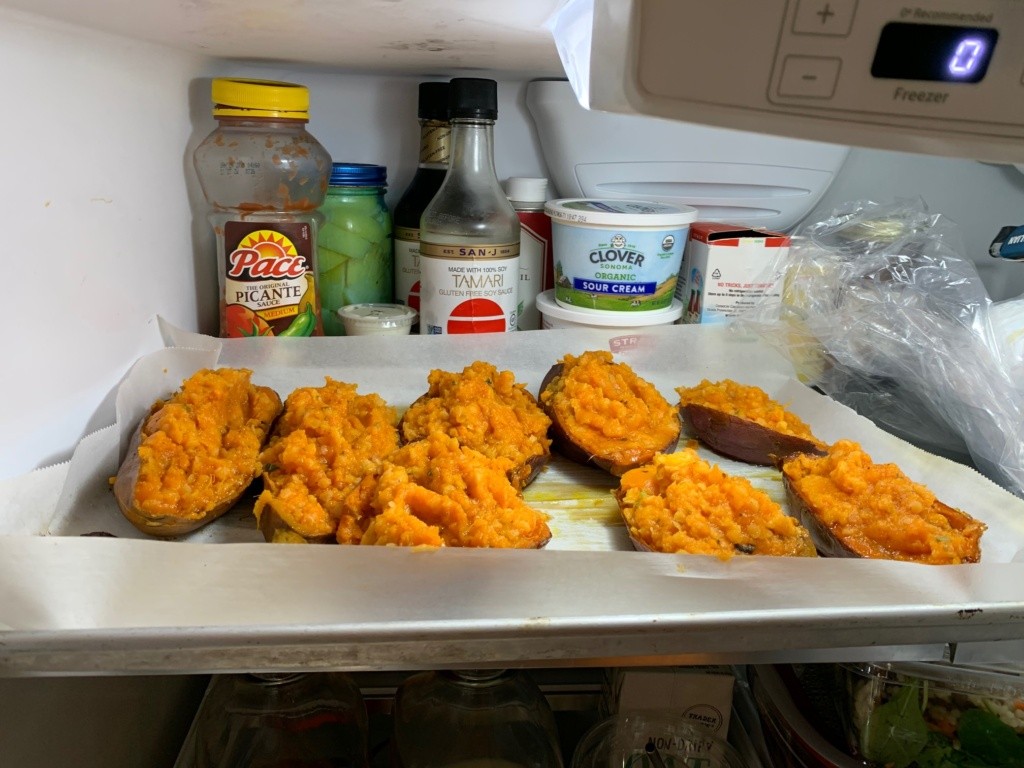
[211, 78, 310, 120]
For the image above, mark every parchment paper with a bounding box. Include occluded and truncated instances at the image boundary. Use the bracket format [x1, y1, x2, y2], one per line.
[21, 321, 1024, 562]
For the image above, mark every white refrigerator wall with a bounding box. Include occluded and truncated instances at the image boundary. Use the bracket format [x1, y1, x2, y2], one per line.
[6, 10, 1024, 768]
[6, 9, 1024, 482]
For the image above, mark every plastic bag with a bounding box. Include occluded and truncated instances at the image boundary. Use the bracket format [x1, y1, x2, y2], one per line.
[736, 198, 1024, 497]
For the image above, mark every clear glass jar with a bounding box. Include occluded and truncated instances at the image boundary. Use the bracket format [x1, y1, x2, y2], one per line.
[173, 672, 370, 768]
[391, 669, 563, 768]
[317, 163, 394, 335]
[571, 711, 748, 768]
[193, 78, 332, 338]
[418, 78, 520, 335]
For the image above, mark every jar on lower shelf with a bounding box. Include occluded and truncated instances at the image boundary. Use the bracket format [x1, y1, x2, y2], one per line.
[173, 672, 371, 768]
[391, 669, 564, 768]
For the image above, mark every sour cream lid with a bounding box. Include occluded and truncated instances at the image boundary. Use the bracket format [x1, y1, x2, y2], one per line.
[545, 198, 698, 227]
[537, 290, 683, 326]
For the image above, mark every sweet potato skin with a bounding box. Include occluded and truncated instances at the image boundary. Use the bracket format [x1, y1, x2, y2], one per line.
[617, 449, 817, 558]
[113, 414, 234, 537]
[781, 454, 984, 563]
[399, 363, 552, 491]
[398, 393, 550, 489]
[681, 403, 825, 466]
[113, 373, 282, 538]
[540, 362, 680, 476]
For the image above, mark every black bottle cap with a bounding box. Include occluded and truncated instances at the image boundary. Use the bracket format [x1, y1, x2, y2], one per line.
[418, 81, 449, 121]
[448, 78, 498, 120]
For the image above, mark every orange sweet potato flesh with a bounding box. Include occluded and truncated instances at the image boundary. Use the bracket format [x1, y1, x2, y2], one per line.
[616, 449, 817, 558]
[781, 440, 985, 563]
[253, 378, 400, 544]
[113, 368, 282, 537]
[677, 379, 824, 466]
[539, 351, 680, 476]
[399, 361, 552, 490]
[357, 433, 551, 549]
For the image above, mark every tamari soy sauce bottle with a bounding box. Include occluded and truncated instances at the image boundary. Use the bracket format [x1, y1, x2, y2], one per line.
[418, 78, 520, 335]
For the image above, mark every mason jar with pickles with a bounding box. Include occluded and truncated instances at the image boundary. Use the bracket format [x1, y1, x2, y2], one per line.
[317, 163, 394, 335]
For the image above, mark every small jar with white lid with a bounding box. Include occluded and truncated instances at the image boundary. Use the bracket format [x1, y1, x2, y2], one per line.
[337, 303, 417, 336]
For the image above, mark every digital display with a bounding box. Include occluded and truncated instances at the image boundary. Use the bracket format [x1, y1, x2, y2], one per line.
[871, 22, 998, 83]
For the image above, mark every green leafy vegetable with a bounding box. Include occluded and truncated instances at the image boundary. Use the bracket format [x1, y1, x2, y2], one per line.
[957, 709, 1024, 767]
[915, 731, 989, 768]
[860, 683, 930, 768]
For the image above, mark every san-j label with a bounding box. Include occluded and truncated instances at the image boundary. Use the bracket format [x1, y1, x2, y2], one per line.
[418, 241, 520, 334]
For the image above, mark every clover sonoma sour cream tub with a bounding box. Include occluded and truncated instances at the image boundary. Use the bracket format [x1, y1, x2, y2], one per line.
[545, 199, 697, 312]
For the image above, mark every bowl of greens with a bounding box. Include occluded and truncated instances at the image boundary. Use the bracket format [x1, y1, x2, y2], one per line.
[841, 661, 1024, 768]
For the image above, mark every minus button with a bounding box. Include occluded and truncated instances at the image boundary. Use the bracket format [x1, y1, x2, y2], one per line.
[778, 55, 842, 98]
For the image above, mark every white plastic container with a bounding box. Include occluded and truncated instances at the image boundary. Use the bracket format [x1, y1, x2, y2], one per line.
[545, 198, 697, 313]
[537, 290, 682, 330]
[337, 303, 417, 335]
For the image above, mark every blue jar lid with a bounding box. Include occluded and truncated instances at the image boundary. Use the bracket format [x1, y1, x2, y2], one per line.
[329, 162, 387, 187]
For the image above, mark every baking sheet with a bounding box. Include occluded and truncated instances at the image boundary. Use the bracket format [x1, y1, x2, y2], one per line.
[2, 322, 1024, 672]
[34, 323, 1024, 561]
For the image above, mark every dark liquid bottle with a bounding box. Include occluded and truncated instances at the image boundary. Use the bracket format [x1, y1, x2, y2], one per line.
[393, 81, 451, 320]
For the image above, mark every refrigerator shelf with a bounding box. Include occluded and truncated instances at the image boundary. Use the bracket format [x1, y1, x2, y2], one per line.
[2, 325, 1022, 675]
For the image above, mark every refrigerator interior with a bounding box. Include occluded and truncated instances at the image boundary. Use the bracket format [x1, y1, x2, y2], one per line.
[4, 1, 1024, 765]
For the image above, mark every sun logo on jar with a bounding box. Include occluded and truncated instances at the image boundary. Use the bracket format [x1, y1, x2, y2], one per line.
[240, 230, 297, 258]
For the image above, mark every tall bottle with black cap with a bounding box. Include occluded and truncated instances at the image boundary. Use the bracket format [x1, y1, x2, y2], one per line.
[393, 81, 450, 317]
[418, 78, 520, 334]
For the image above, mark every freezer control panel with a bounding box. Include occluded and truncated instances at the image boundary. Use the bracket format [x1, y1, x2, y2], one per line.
[591, 0, 1024, 162]
[766, 1, 1020, 126]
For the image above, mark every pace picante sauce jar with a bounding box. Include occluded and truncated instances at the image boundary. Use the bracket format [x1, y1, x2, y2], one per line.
[193, 78, 332, 338]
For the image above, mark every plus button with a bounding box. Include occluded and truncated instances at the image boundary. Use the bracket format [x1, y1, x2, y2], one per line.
[793, 0, 855, 36]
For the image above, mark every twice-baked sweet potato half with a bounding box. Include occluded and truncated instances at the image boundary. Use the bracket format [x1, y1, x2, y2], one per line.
[253, 378, 400, 544]
[676, 379, 824, 465]
[616, 449, 817, 559]
[113, 367, 282, 537]
[539, 350, 680, 476]
[781, 440, 986, 564]
[399, 361, 551, 490]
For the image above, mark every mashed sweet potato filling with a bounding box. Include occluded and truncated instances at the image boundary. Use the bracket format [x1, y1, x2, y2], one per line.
[676, 379, 819, 441]
[358, 433, 551, 548]
[400, 361, 551, 490]
[782, 440, 985, 563]
[541, 350, 679, 471]
[616, 449, 816, 558]
[132, 367, 281, 520]
[254, 378, 399, 542]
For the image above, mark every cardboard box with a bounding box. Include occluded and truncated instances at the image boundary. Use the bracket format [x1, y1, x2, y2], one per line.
[604, 666, 735, 738]
[675, 224, 789, 324]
